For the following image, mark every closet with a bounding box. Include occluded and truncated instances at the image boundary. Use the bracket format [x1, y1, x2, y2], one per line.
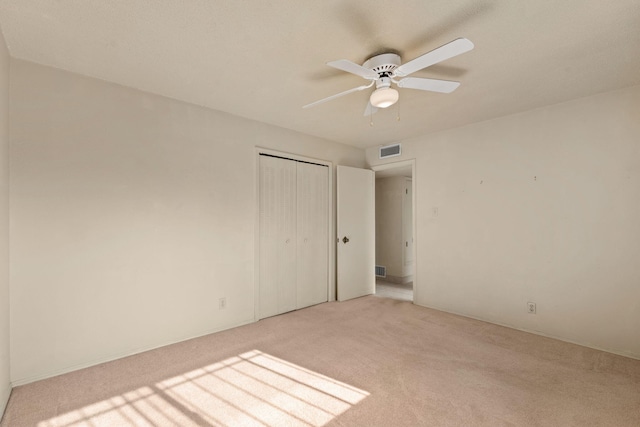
[258, 154, 329, 319]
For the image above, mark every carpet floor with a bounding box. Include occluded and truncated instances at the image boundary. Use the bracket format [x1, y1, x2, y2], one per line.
[2, 296, 639, 426]
[375, 279, 413, 302]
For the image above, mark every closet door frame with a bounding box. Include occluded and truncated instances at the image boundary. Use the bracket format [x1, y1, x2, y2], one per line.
[254, 148, 334, 321]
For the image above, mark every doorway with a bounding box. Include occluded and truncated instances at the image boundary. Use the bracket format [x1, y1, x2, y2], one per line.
[372, 161, 415, 302]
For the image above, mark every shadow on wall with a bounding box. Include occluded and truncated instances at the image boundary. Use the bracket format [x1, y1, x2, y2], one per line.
[35, 350, 369, 427]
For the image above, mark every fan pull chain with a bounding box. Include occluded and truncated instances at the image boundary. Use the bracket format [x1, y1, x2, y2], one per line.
[370, 107, 374, 127]
[396, 98, 401, 122]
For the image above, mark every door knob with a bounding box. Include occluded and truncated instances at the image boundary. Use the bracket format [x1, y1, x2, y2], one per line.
[342, 236, 350, 244]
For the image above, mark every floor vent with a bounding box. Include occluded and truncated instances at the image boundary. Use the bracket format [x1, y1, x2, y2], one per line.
[375, 265, 387, 278]
[379, 143, 401, 159]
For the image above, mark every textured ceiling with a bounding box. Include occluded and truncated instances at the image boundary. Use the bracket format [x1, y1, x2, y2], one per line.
[1, 0, 639, 148]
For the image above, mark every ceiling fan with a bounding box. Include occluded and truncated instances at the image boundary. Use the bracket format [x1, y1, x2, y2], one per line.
[303, 38, 474, 115]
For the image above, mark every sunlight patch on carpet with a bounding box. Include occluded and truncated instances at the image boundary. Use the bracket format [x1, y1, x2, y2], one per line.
[37, 350, 369, 427]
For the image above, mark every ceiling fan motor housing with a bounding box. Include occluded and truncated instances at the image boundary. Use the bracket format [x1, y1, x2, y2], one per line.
[363, 53, 401, 87]
[375, 76, 391, 89]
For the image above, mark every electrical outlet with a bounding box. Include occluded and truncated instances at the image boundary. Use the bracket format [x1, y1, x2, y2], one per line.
[219, 297, 227, 309]
[527, 302, 536, 314]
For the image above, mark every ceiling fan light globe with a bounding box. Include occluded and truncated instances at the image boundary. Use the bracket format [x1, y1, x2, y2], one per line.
[370, 87, 399, 108]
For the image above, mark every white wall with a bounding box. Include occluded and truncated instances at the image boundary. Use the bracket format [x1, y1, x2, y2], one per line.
[9, 59, 364, 384]
[0, 24, 11, 418]
[367, 85, 640, 359]
[8, 57, 639, 391]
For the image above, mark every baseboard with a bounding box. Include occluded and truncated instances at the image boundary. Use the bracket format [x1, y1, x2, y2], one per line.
[384, 274, 413, 285]
[413, 301, 640, 362]
[10, 318, 256, 387]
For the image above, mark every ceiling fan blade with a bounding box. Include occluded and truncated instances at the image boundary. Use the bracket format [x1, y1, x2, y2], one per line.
[396, 77, 461, 93]
[363, 102, 378, 116]
[394, 38, 474, 77]
[303, 82, 374, 109]
[327, 59, 379, 80]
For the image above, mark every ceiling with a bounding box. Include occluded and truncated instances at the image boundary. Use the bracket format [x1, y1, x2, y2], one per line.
[375, 165, 412, 179]
[0, 1, 639, 149]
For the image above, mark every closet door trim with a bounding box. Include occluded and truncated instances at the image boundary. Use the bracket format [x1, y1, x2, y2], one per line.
[254, 148, 334, 321]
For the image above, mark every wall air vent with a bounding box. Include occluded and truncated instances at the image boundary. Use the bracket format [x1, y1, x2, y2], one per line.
[379, 143, 401, 159]
[375, 265, 387, 278]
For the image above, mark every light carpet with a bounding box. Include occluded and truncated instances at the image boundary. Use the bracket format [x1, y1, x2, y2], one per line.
[2, 296, 639, 426]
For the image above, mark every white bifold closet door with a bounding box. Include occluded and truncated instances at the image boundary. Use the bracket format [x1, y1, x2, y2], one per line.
[259, 155, 328, 319]
[259, 156, 297, 318]
[296, 160, 329, 309]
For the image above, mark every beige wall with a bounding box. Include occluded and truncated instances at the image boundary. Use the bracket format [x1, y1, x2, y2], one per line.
[7, 54, 640, 391]
[367, 85, 640, 359]
[375, 176, 405, 278]
[0, 25, 10, 417]
[9, 59, 364, 384]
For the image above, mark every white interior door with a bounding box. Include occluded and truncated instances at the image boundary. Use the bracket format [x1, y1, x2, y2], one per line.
[337, 165, 375, 301]
[403, 178, 414, 275]
[296, 162, 329, 308]
[259, 156, 297, 319]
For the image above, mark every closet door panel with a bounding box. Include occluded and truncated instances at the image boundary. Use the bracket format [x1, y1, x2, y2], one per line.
[296, 162, 329, 309]
[259, 156, 297, 319]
